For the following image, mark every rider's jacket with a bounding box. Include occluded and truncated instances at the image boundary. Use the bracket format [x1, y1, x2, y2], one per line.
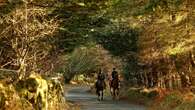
[98, 73, 105, 80]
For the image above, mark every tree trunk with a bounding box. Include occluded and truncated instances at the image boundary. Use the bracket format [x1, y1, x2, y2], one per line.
[18, 58, 26, 80]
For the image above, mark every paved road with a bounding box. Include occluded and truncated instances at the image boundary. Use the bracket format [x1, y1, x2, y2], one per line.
[65, 86, 146, 110]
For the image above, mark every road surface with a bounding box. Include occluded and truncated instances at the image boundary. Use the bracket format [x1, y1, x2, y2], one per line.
[66, 86, 146, 110]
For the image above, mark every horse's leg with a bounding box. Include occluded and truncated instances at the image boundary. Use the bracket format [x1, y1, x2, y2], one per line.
[110, 81, 113, 95]
[101, 90, 104, 101]
[109, 83, 112, 94]
[116, 88, 119, 100]
[117, 81, 120, 100]
[113, 88, 116, 100]
[110, 87, 113, 96]
[97, 90, 100, 101]
[98, 93, 101, 101]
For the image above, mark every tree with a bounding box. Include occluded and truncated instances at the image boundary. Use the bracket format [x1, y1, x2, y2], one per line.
[0, 0, 59, 79]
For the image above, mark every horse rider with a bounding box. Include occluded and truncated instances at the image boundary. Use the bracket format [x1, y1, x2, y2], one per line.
[96, 69, 106, 88]
[111, 68, 119, 87]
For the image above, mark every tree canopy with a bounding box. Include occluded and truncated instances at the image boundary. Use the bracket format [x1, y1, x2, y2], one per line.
[0, 0, 195, 86]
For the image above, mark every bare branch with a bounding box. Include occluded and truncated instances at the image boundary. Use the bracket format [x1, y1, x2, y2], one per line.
[0, 68, 17, 73]
[0, 61, 13, 68]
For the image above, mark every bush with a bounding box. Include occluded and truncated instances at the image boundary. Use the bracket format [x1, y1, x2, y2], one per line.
[150, 91, 195, 110]
[0, 72, 68, 110]
[127, 88, 152, 105]
[0, 83, 25, 110]
[160, 92, 183, 109]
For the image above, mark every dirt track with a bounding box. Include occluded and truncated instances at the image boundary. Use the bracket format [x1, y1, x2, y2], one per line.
[66, 86, 146, 110]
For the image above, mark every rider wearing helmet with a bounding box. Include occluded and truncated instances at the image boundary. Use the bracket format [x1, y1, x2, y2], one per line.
[110, 68, 120, 88]
[96, 69, 106, 89]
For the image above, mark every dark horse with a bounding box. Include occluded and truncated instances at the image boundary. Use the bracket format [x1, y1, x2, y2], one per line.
[110, 78, 120, 100]
[95, 79, 106, 101]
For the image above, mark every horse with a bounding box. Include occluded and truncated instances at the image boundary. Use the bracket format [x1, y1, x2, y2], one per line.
[95, 79, 106, 101]
[110, 78, 120, 100]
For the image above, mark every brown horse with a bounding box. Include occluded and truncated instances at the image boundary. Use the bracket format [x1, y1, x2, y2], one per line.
[110, 78, 120, 100]
[95, 79, 106, 101]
